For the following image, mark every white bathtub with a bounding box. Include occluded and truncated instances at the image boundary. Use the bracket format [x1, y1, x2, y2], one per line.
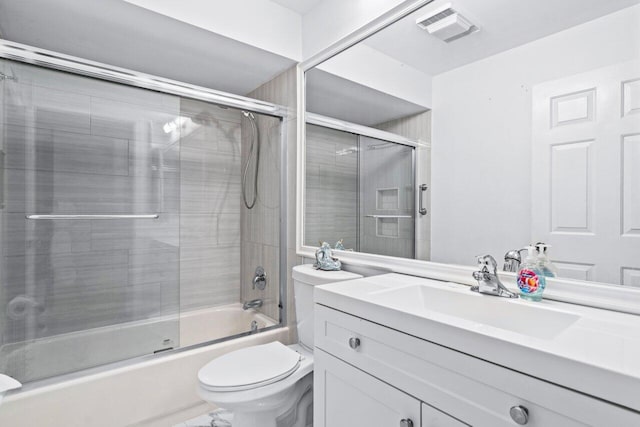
[180, 303, 277, 347]
[1, 303, 278, 385]
[0, 307, 290, 427]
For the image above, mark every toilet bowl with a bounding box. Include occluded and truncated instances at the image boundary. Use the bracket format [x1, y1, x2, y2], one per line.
[197, 264, 362, 427]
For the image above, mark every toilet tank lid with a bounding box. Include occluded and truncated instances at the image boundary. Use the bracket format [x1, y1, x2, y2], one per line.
[292, 264, 362, 286]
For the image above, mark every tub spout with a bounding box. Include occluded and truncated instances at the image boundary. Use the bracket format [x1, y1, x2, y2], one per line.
[242, 299, 263, 310]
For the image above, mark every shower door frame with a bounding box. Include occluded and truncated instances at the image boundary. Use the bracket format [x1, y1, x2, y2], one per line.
[0, 39, 289, 372]
[305, 113, 420, 257]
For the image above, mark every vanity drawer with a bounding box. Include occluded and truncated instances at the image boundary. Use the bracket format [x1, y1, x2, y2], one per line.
[315, 304, 640, 427]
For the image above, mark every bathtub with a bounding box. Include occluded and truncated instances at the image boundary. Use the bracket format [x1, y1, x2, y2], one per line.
[180, 303, 277, 347]
[1, 303, 278, 384]
[0, 304, 289, 427]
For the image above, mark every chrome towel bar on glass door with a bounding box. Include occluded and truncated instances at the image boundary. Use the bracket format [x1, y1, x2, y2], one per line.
[25, 214, 160, 220]
[364, 215, 413, 218]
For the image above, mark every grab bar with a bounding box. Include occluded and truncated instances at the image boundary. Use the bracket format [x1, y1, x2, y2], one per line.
[365, 215, 412, 219]
[26, 214, 159, 220]
[419, 184, 428, 216]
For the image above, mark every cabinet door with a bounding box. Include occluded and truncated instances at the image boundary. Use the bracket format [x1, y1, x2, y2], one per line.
[314, 349, 420, 427]
[422, 403, 468, 427]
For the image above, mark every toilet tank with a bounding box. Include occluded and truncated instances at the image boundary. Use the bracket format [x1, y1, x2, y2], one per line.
[292, 264, 362, 350]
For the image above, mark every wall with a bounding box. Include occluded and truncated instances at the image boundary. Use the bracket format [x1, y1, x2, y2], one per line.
[304, 124, 358, 249]
[375, 111, 432, 260]
[0, 61, 183, 381]
[123, 0, 302, 61]
[243, 66, 301, 339]
[179, 99, 243, 311]
[316, 43, 433, 109]
[302, 0, 411, 59]
[430, 5, 640, 266]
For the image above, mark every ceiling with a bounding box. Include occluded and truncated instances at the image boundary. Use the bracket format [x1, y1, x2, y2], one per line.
[0, 0, 295, 96]
[270, 0, 323, 15]
[362, 0, 640, 76]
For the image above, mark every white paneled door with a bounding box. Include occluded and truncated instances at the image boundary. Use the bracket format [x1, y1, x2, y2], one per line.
[532, 60, 640, 285]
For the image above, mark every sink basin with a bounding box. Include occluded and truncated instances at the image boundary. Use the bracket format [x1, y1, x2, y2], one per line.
[366, 284, 580, 340]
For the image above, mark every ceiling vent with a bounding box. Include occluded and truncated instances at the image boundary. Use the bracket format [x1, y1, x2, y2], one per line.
[416, 2, 477, 42]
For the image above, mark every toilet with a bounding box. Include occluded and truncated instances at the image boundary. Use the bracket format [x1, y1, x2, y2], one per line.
[197, 264, 362, 427]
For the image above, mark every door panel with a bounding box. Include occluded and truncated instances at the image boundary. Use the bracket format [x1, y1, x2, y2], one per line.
[532, 60, 640, 285]
[314, 349, 421, 427]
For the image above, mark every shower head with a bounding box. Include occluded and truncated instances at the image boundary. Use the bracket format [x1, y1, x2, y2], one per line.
[242, 111, 255, 120]
[191, 111, 217, 126]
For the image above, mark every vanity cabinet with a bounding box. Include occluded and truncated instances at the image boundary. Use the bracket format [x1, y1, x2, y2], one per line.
[315, 349, 465, 426]
[314, 304, 639, 427]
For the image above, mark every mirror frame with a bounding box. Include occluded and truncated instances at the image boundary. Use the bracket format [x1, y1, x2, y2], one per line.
[296, 0, 640, 314]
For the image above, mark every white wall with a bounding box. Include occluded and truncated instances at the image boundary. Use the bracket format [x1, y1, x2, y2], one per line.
[123, 0, 302, 60]
[302, 0, 411, 59]
[121, 0, 434, 107]
[430, 5, 640, 266]
[317, 43, 433, 108]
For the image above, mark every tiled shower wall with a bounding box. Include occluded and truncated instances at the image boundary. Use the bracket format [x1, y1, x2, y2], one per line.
[304, 124, 358, 250]
[1, 61, 181, 348]
[179, 99, 242, 311]
[375, 111, 432, 261]
[0, 61, 246, 354]
[242, 66, 298, 325]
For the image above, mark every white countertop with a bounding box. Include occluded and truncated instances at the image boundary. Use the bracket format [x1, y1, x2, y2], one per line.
[315, 273, 640, 412]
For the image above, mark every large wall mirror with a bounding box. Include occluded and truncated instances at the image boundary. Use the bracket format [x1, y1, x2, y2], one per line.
[302, 0, 640, 288]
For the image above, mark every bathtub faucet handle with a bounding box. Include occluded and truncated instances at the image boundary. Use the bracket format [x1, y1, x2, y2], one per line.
[253, 266, 267, 290]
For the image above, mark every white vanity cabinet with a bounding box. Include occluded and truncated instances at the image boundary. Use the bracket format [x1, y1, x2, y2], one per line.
[313, 304, 640, 427]
[315, 348, 465, 427]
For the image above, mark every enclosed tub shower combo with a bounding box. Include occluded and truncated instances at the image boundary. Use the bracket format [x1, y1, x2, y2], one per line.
[0, 40, 287, 389]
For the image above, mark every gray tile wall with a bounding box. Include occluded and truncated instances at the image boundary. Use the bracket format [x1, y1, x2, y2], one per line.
[179, 99, 242, 312]
[1, 62, 181, 350]
[244, 67, 298, 328]
[374, 111, 432, 261]
[0, 62, 248, 351]
[304, 124, 358, 250]
[358, 137, 414, 259]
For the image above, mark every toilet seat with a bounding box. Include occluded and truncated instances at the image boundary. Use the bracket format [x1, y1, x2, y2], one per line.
[199, 342, 302, 392]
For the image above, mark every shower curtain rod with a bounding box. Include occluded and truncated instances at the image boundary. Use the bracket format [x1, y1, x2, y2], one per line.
[0, 39, 286, 118]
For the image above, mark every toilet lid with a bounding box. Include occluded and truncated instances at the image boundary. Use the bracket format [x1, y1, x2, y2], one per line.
[198, 342, 302, 392]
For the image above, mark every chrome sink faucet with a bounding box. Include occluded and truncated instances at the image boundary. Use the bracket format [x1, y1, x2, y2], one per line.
[503, 248, 526, 272]
[471, 255, 519, 298]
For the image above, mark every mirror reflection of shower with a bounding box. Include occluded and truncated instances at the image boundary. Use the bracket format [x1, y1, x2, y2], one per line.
[242, 111, 260, 209]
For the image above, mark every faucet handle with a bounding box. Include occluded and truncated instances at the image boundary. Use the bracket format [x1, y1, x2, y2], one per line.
[504, 248, 527, 272]
[476, 254, 498, 274]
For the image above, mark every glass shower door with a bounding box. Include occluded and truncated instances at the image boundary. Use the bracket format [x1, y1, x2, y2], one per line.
[0, 59, 181, 383]
[359, 136, 415, 258]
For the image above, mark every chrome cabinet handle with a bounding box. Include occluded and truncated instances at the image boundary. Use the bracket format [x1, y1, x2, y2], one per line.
[510, 405, 529, 425]
[418, 184, 427, 215]
[348, 337, 360, 349]
[400, 419, 413, 427]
